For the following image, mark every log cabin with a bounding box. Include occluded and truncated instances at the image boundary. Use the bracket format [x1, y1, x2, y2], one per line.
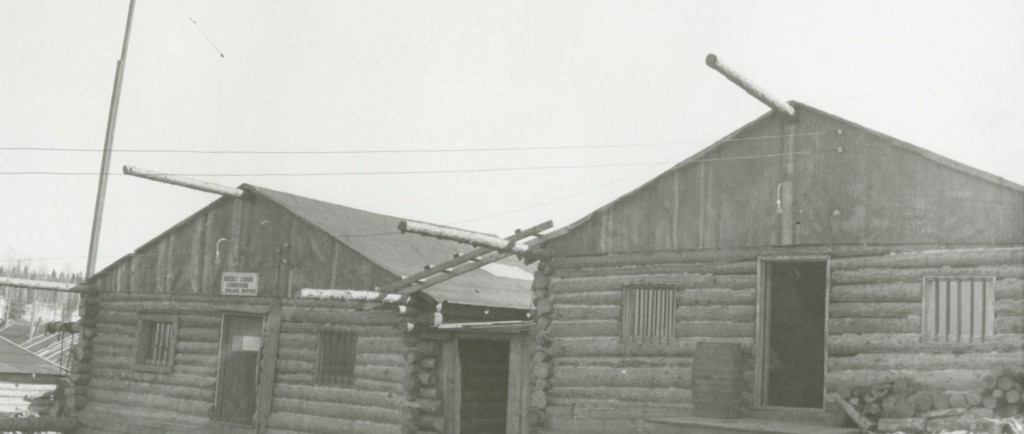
[66, 184, 542, 434]
[523, 75, 1024, 431]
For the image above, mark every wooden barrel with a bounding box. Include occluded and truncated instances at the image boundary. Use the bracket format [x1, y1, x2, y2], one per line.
[691, 341, 743, 419]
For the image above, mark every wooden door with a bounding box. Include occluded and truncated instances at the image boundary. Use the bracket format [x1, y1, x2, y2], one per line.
[214, 314, 264, 426]
[757, 259, 828, 409]
[505, 334, 532, 434]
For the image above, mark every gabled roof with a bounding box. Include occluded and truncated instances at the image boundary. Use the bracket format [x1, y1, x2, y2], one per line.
[248, 186, 533, 309]
[0, 336, 61, 377]
[542, 101, 1024, 244]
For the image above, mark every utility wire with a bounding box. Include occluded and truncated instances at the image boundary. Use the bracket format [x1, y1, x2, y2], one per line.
[172, 0, 225, 58]
[0, 162, 659, 176]
[0, 150, 826, 176]
[0, 132, 830, 155]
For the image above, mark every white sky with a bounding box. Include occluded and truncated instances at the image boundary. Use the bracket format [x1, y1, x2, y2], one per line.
[2, 1, 1023, 273]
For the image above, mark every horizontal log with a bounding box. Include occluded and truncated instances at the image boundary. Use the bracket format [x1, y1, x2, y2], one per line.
[555, 356, 693, 368]
[278, 322, 400, 337]
[0, 416, 77, 432]
[278, 348, 405, 367]
[997, 316, 1024, 334]
[549, 336, 752, 357]
[549, 320, 617, 338]
[554, 305, 619, 321]
[91, 370, 215, 389]
[173, 364, 216, 377]
[88, 388, 208, 417]
[997, 300, 1024, 316]
[74, 401, 207, 429]
[676, 288, 755, 306]
[828, 333, 1024, 356]
[272, 397, 401, 423]
[548, 386, 691, 404]
[677, 305, 755, 322]
[278, 334, 404, 355]
[831, 248, 1024, 271]
[997, 279, 1024, 300]
[89, 378, 213, 402]
[552, 366, 691, 388]
[553, 262, 756, 279]
[829, 302, 919, 318]
[676, 321, 754, 338]
[175, 326, 219, 342]
[266, 411, 402, 434]
[831, 265, 1024, 285]
[829, 282, 921, 303]
[828, 352, 1024, 372]
[273, 383, 404, 409]
[571, 401, 690, 420]
[274, 374, 404, 394]
[545, 415, 642, 434]
[550, 275, 754, 294]
[829, 317, 920, 334]
[827, 369, 994, 391]
[280, 306, 399, 325]
[275, 360, 406, 383]
[95, 300, 266, 316]
[555, 291, 622, 305]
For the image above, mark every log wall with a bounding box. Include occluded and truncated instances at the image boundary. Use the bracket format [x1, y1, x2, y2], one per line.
[531, 246, 1024, 434]
[73, 292, 410, 434]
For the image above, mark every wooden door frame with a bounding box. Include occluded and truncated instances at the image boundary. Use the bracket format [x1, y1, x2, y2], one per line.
[212, 310, 267, 427]
[753, 255, 830, 410]
[441, 332, 531, 434]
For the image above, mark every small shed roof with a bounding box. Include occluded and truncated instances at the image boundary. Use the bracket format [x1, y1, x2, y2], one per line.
[253, 186, 533, 309]
[0, 336, 61, 377]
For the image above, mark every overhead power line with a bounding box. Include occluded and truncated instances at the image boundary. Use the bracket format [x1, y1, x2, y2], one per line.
[0, 132, 830, 155]
[0, 151, 824, 177]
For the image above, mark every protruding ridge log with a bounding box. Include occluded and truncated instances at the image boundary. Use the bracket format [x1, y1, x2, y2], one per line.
[123, 165, 244, 197]
[0, 276, 79, 292]
[299, 288, 409, 304]
[398, 220, 548, 259]
[706, 53, 796, 118]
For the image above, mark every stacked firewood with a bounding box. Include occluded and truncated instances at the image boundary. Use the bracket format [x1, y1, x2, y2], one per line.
[829, 372, 1024, 433]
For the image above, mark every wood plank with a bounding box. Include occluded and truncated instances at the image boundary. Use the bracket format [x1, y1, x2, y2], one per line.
[948, 279, 960, 342]
[506, 335, 523, 434]
[256, 299, 282, 431]
[923, 279, 936, 340]
[441, 340, 461, 434]
[972, 279, 984, 343]
[959, 279, 972, 342]
[937, 279, 948, 341]
[985, 279, 996, 339]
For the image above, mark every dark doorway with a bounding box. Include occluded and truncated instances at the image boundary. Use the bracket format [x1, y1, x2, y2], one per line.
[762, 261, 826, 408]
[459, 339, 510, 434]
[214, 314, 263, 425]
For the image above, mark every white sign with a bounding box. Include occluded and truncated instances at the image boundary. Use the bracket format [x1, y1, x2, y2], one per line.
[231, 336, 262, 352]
[242, 336, 262, 351]
[221, 272, 259, 296]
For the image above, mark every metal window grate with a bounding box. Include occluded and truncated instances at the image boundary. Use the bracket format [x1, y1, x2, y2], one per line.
[135, 317, 177, 370]
[316, 330, 357, 385]
[622, 287, 676, 344]
[922, 276, 995, 343]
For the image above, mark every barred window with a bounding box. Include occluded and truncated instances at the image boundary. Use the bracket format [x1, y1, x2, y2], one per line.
[923, 277, 995, 343]
[134, 315, 177, 373]
[621, 287, 676, 344]
[316, 330, 357, 385]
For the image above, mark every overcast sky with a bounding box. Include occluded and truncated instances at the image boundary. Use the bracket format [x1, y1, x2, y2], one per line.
[2, 1, 1023, 273]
